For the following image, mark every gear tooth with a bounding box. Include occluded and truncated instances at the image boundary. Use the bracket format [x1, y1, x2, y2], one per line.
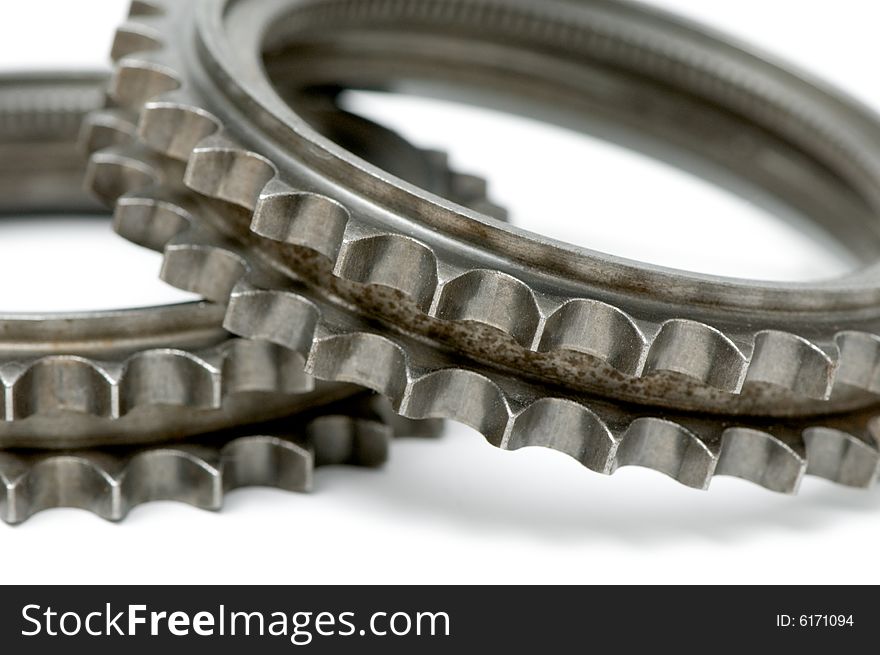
[79, 108, 139, 154]
[308, 334, 409, 403]
[716, 427, 805, 493]
[2, 424, 374, 523]
[251, 182, 350, 261]
[363, 395, 443, 439]
[114, 190, 193, 251]
[128, 1, 166, 17]
[119, 351, 220, 414]
[306, 416, 356, 466]
[139, 93, 222, 160]
[85, 144, 160, 205]
[643, 319, 746, 392]
[12, 358, 115, 420]
[404, 369, 510, 446]
[0, 454, 27, 524]
[434, 269, 541, 348]
[743, 330, 833, 400]
[221, 339, 313, 396]
[307, 416, 391, 467]
[507, 399, 616, 473]
[111, 52, 181, 109]
[183, 137, 275, 209]
[803, 426, 879, 488]
[221, 436, 313, 493]
[224, 288, 321, 356]
[122, 447, 222, 511]
[448, 172, 487, 203]
[833, 331, 880, 394]
[110, 20, 164, 61]
[9, 455, 121, 522]
[336, 235, 439, 312]
[160, 233, 249, 302]
[538, 299, 645, 375]
[421, 149, 449, 170]
[349, 419, 395, 466]
[614, 418, 717, 489]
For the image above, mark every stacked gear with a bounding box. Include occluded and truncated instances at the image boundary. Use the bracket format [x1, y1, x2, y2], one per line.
[84, 0, 880, 494]
[6, 0, 880, 521]
[0, 72, 443, 523]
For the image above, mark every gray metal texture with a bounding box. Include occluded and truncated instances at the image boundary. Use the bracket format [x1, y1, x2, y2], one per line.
[1, 394, 437, 524]
[92, 0, 880, 492]
[0, 71, 371, 449]
[0, 71, 438, 522]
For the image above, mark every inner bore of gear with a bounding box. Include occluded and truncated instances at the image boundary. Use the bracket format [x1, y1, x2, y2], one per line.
[257, 1, 880, 416]
[262, 0, 880, 269]
[271, 52, 863, 283]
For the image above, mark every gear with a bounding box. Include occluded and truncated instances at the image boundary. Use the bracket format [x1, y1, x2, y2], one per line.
[88, 162, 880, 493]
[0, 70, 441, 523]
[103, 0, 880, 419]
[87, 0, 880, 493]
[0, 71, 371, 449]
[1, 393, 437, 524]
[1, 70, 462, 449]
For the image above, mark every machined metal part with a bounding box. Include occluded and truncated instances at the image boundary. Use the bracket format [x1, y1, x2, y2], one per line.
[1, 393, 438, 524]
[2, 71, 463, 449]
[102, 0, 880, 418]
[0, 71, 378, 449]
[0, 71, 444, 519]
[89, 0, 880, 493]
[91, 162, 880, 493]
[0, 71, 435, 523]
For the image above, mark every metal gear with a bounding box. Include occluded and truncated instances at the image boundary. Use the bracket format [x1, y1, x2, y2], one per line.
[1, 393, 437, 524]
[0, 71, 442, 522]
[0, 71, 368, 450]
[103, 0, 880, 418]
[87, 0, 880, 493]
[1, 70, 461, 450]
[89, 168, 880, 493]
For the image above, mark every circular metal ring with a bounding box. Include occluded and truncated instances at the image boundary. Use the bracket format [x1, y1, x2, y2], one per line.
[0, 71, 363, 448]
[106, 0, 880, 417]
[91, 1, 880, 492]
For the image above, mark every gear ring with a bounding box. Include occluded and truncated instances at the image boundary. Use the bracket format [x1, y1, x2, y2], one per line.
[88, 135, 880, 494]
[105, 0, 880, 419]
[0, 71, 370, 449]
[0, 71, 440, 521]
[1, 394, 436, 524]
[1, 71, 465, 449]
[91, 0, 880, 492]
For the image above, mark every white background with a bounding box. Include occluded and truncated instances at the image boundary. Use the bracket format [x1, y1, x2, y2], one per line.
[1, 1, 879, 584]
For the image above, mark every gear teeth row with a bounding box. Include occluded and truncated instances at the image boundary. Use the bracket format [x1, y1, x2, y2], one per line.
[218, 275, 880, 493]
[89, 19, 880, 494]
[185, 138, 845, 398]
[96, 1, 880, 410]
[0, 403, 422, 524]
[90, 149, 880, 494]
[0, 70, 372, 452]
[90, 101, 845, 405]
[0, 338, 312, 422]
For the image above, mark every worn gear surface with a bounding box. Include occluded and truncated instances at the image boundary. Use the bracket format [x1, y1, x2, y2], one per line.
[89, 0, 880, 493]
[126, 185, 880, 492]
[103, 0, 880, 419]
[88, 118, 880, 495]
[0, 71, 371, 449]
